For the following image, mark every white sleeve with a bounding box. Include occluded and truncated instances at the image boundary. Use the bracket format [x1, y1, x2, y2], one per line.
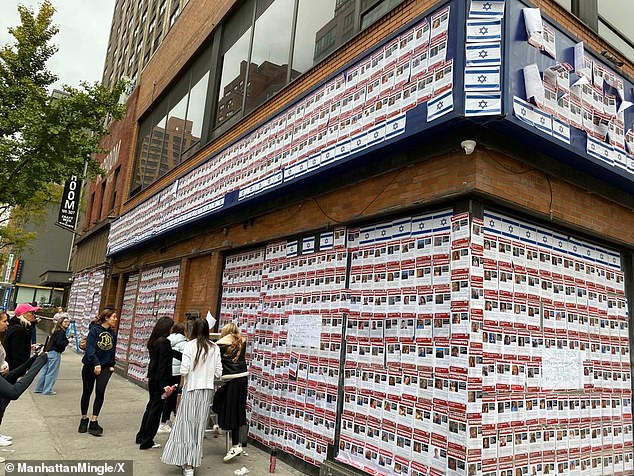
[214, 346, 223, 380]
[180, 344, 192, 376]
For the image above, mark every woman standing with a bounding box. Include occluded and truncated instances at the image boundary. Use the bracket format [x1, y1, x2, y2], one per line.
[161, 318, 222, 476]
[136, 316, 174, 449]
[5, 303, 39, 370]
[78, 309, 117, 437]
[34, 314, 70, 395]
[158, 322, 187, 433]
[215, 322, 249, 462]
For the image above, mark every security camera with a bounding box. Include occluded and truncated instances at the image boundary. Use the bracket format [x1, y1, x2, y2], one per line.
[461, 140, 477, 155]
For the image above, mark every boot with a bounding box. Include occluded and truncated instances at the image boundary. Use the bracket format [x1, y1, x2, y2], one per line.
[78, 418, 89, 433]
[88, 420, 103, 436]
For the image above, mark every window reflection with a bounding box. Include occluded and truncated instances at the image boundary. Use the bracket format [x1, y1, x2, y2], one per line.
[182, 71, 209, 160]
[215, 0, 255, 128]
[244, 0, 294, 114]
[292, 0, 337, 77]
[312, 0, 356, 65]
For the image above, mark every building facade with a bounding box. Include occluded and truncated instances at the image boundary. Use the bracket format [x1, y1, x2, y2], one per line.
[72, 0, 634, 473]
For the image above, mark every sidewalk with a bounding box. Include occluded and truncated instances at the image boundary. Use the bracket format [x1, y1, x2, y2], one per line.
[0, 348, 306, 476]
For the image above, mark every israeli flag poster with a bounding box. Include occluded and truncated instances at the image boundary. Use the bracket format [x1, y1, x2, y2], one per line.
[465, 92, 502, 116]
[465, 67, 501, 91]
[427, 90, 454, 122]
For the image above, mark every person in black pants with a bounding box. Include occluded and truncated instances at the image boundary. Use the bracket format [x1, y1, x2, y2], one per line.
[215, 322, 249, 462]
[78, 309, 118, 437]
[136, 316, 174, 450]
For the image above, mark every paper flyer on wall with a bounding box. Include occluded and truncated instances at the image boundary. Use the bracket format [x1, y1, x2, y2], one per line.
[469, 0, 506, 18]
[466, 18, 502, 43]
[464, 66, 501, 91]
[427, 90, 453, 122]
[523, 64, 545, 108]
[465, 92, 502, 116]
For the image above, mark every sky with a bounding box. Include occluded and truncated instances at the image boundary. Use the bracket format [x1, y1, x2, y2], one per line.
[0, 0, 116, 90]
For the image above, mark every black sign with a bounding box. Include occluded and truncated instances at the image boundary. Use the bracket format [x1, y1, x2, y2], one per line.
[57, 175, 81, 231]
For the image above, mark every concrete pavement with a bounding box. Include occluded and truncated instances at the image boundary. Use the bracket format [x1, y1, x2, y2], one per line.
[0, 347, 307, 476]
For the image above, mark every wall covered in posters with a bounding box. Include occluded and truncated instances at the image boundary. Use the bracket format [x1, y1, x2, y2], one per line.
[108, 1, 459, 255]
[508, 0, 634, 183]
[219, 208, 632, 474]
[67, 268, 105, 340]
[109, 264, 180, 383]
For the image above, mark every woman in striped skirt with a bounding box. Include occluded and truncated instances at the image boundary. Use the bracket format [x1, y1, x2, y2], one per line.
[161, 318, 222, 476]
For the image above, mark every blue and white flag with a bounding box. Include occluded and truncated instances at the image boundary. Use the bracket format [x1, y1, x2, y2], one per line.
[532, 107, 552, 135]
[320, 232, 334, 250]
[385, 114, 406, 140]
[427, 90, 454, 122]
[551, 116, 570, 144]
[466, 19, 502, 42]
[302, 236, 315, 254]
[466, 42, 502, 66]
[465, 67, 500, 91]
[469, 0, 505, 18]
[286, 240, 298, 257]
[513, 96, 536, 126]
[465, 92, 501, 116]
[586, 136, 614, 165]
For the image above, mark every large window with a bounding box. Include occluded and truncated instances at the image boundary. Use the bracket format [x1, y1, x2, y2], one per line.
[292, 0, 338, 78]
[130, 51, 212, 195]
[245, 0, 294, 114]
[132, 0, 406, 194]
[598, 0, 634, 62]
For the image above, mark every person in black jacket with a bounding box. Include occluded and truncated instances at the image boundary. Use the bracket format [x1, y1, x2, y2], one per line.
[136, 316, 174, 450]
[34, 314, 70, 395]
[215, 322, 249, 462]
[5, 303, 39, 371]
[78, 309, 118, 437]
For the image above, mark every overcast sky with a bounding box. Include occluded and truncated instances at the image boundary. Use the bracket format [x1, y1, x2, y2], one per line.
[0, 0, 115, 90]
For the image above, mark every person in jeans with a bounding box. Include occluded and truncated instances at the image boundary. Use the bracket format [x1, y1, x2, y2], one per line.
[161, 318, 222, 476]
[78, 309, 117, 437]
[34, 314, 70, 395]
[215, 322, 249, 462]
[136, 316, 174, 450]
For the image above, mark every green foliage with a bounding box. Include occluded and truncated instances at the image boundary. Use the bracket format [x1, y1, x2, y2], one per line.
[0, 1, 126, 255]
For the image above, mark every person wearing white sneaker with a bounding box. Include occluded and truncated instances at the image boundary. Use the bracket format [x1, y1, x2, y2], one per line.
[223, 444, 243, 462]
[215, 323, 249, 463]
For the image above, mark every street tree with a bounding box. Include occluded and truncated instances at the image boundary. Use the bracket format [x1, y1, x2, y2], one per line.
[0, 0, 125, 256]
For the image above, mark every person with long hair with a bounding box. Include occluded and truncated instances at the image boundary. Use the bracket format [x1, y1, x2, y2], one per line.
[78, 308, 118, 437]
[215, 322, 248, 462]
[34, 313, 70, 395]
[161, 318, 222, 476]
[136, 316, 174, 450]
[158, 322, 187, 433]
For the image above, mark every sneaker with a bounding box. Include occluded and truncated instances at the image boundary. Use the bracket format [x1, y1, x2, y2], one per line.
[157, 423, 171, 433]
[0, 437, 12, 447]
[0, 434, 13, 441]
[78, 418, 89, 433]
[223, 446, 243, 462]
[182, 468, 194, 476]
[0, 456, 5, 463]
[140, 441, 160, 449]
[88, 420, 103, 437]
[44, 391, 57, 395]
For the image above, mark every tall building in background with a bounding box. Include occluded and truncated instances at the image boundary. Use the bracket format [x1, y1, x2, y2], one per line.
[101, 0, 189, 89]
[72, 1, 634, 474]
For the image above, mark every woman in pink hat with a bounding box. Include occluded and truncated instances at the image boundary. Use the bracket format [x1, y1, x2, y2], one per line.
[4, 303, 39, 371]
